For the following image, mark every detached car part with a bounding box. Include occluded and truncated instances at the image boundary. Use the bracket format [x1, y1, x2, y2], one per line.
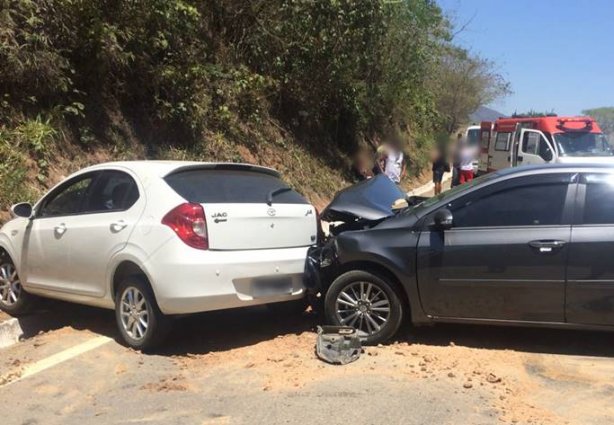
[316, 325, 362, 365]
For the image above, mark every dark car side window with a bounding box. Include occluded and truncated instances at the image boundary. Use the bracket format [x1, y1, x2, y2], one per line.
[38, 173, 97, 218]
[449, 174, 572, 228]
[83, 170, 139, 213]
[582, 174, 614, 225]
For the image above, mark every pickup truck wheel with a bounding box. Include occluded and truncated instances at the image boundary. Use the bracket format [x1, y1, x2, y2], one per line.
[324, 270, 404, 345]
[115, 277, 170, 351]
[0, 252, 36, 316]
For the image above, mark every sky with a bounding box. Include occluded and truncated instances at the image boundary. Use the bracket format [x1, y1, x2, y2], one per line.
[437, 0, 614, 116]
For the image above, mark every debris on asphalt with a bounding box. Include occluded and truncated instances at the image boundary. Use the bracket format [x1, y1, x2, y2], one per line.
[141, 376, 189, 392]
[315, 325, 361, 365]
[486, 373, 502, 384]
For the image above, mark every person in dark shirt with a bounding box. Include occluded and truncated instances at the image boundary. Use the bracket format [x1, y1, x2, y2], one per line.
[352, 149, 375, 182]
[431, 147, 449, 195]
[451, 132, 462, 187]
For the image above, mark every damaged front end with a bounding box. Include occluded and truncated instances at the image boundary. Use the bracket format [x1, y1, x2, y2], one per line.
[320, 174, 407, 236]
[305, 175, 420, 296]
[305, 240, 337, 298]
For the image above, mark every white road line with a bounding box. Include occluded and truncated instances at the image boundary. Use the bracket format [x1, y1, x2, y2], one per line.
[1, 335, 112, 387]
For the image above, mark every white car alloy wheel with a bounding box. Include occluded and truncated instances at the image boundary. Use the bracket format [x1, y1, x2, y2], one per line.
[119, 287, 150, 340]
[0, 262, 21, 306]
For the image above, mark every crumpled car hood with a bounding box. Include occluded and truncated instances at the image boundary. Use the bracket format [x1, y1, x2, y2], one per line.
[321, 174, 406, 222]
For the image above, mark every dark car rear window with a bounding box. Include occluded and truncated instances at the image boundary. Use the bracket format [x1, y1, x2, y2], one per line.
[165, 169, 308, 204]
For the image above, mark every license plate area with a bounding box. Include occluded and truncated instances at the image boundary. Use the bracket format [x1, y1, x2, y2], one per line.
[251, 276, 294, 298]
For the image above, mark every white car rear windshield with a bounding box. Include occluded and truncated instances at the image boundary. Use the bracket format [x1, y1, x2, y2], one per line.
[165, 169, 308, 204]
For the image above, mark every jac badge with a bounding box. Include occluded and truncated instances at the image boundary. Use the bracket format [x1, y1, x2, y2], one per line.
[212, 212, 228, 223]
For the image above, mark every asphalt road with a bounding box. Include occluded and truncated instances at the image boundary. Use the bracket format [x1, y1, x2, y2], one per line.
[2, 177, 614, 425]
[2, 301, 614, 425]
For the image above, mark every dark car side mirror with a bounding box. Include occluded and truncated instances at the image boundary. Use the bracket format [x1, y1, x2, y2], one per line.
[433, 208, 453, 230]
[11, 202, 33, 219]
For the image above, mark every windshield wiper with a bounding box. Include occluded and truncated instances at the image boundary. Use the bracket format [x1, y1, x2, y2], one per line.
[266, 187, 292, 205]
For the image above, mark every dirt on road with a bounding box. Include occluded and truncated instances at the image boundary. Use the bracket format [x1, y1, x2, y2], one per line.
[2, 303, 614, 425]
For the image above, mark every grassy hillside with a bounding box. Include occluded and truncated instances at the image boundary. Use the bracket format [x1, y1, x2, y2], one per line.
[0, 1, 503, 222]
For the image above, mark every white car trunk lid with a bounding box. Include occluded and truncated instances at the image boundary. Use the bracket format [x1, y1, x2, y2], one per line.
[164, 166, 317, 251]
[205, 203, 317, 250]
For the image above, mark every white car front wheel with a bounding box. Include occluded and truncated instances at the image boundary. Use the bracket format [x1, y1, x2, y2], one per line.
[0, 252, 36, 316]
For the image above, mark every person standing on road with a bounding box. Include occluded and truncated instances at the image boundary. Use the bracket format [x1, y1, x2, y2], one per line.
[431, 147, 449, 195]
[451, 133, 462, 187]
[379, 138, 406, 186]
[352, 148, 375, 181]
[458, 141, 477, 184]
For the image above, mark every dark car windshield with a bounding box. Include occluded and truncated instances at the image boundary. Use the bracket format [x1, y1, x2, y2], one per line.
[554, 132, 613, 157]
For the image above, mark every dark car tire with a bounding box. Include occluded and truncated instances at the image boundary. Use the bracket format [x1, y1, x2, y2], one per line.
[324, 270, 404, 345]
[0, 251, 37, 316]
[115, 277, 171, 351]
[266, 298, 309, 316]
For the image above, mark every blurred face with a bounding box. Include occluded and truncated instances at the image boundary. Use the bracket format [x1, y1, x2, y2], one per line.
[390, 139, 403, 151]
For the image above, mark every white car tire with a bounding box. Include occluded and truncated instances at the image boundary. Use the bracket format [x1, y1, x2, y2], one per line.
[115, 277, 171, 351]
[0, 251, 36, 316]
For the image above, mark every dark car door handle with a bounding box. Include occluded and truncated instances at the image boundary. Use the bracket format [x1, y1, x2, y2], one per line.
[529, 240, 566, 253]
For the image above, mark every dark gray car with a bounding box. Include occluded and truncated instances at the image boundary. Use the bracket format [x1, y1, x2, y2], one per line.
[311, 165, 614, 344]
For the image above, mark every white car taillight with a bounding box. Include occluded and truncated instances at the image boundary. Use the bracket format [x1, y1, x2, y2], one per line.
[162, 203, 209, 250]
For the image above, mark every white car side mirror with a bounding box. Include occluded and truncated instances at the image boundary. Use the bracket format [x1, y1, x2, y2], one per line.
[10, 202, 34, 219]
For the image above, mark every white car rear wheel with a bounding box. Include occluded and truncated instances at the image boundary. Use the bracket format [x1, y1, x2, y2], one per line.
[115, 277, 170, 351]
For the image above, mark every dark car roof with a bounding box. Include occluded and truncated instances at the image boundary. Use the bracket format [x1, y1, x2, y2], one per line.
[408, 163, 614, 221]
[495, 163, 614, 178]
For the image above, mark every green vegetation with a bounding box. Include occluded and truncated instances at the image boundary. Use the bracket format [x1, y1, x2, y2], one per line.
[583, 107, 614, 136]
[0, 0, 509, 213]
[434, 47, 511, 133]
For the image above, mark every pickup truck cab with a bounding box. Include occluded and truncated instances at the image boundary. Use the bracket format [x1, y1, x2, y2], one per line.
[478, 115, 612, 174]
[463, 125, 481, 174]
[311, 166, 614, 344]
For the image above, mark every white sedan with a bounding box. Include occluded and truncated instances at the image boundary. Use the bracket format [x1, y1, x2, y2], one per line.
[0, 161, 318, 349]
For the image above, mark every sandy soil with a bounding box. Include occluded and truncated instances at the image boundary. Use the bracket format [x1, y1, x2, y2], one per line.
[171, 327, 555, 424]
[2, 304, 614, 424]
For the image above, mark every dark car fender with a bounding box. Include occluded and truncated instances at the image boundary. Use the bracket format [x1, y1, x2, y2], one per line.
[317, 226, 431, 325]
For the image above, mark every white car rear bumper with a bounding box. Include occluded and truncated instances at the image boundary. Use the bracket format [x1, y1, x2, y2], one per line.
[145, 241, 310, 315]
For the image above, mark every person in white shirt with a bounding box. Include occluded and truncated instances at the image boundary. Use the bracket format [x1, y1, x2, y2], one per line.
[458, 142, 478, 184]
[378, 139, 406, 185]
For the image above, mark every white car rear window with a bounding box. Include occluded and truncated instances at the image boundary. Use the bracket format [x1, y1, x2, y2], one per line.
[165, 169, 308, 204]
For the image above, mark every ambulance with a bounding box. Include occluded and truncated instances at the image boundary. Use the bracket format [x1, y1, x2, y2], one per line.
[478, 114, 612, 174]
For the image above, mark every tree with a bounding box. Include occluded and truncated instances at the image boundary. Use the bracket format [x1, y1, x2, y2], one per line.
[582, 107, 614, 136]
[432, 47, 511, 133]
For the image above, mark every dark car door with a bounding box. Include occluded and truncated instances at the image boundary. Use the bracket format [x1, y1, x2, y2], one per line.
[416, 173, 576, 322]
[566, 172, 614, 325]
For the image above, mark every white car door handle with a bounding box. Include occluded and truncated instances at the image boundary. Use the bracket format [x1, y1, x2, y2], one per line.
[54, 223, 67, 236]
[110, 220, 128, 232]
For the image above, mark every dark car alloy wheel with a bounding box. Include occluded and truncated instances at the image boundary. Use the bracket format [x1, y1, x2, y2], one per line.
[335, 281, 391, 336]
[325, 270, 404, 345]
